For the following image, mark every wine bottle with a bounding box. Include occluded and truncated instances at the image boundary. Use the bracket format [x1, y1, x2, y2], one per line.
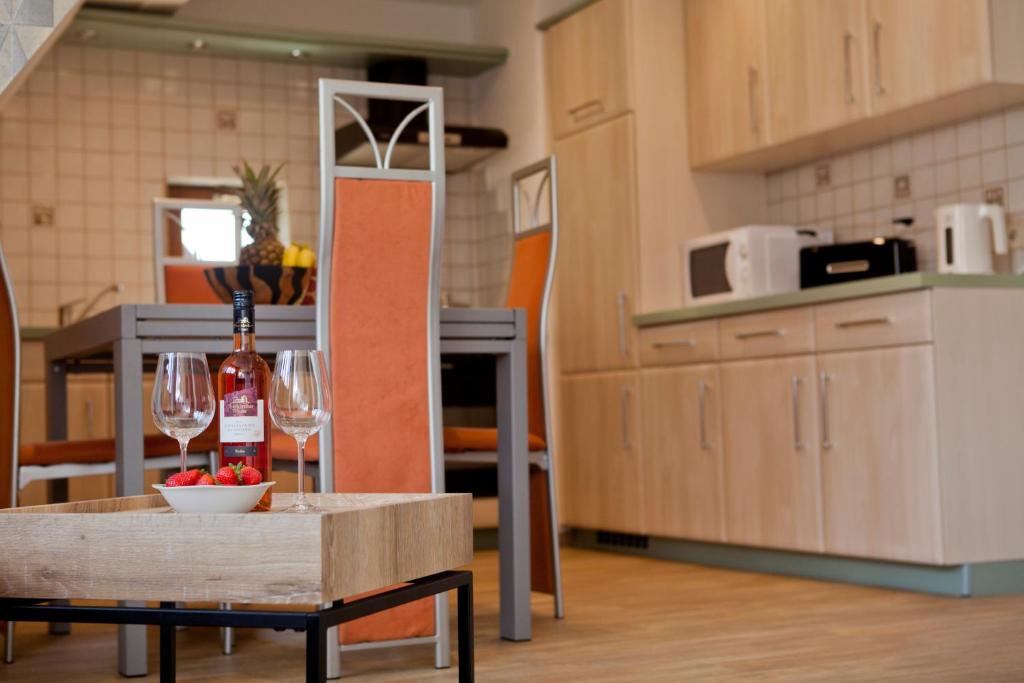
[218, 290, 272, 511]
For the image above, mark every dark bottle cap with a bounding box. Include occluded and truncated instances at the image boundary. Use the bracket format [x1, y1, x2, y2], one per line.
[232, 290, 254, 332]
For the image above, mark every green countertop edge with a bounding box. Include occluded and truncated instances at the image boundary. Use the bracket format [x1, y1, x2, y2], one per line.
[536, 0, 599, 30]
[21, 326, 57, 341]
[633, 273, 1024, 328]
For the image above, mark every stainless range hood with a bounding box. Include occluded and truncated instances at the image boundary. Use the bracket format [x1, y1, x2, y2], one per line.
[335, 59, 508, 173]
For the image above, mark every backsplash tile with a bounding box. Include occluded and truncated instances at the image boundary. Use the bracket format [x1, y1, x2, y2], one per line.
[766, 103, 1024, 273]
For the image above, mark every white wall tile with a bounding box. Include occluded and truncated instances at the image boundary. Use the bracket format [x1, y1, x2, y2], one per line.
[956, 119, 981, 156]
[981, 148, 1007, 184]
[934, 126, 957, 161]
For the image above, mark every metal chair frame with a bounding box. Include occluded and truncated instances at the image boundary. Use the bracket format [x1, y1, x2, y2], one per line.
[312, 78, 449, 677]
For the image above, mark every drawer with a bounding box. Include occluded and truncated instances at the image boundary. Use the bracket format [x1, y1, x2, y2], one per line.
[815, 290, 932, 352]
[720, 307, 815, 359]
[638, 320, 718, 366]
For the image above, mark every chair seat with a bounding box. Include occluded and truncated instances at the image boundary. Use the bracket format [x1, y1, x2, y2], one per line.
[443, 426, 547, 453]
[19, 431, 220, 467]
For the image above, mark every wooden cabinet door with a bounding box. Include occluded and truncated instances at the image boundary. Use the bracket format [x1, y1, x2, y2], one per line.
[640, 365, 724, 541]
[867, 0, 989, 114]
[67, 378, 113, 440]
[560, 371, 644, 533]
[685, 0, 768, 166]
[766, 0, 869, 142]
[720, 356, 822, 552]
[553, 114, 638, 374]
[817, 346, 942, 563]
[545, 0, 632, 140]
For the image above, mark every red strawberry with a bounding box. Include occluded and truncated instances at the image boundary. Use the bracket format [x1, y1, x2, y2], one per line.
[239, 466, 262, 486]
[215, 464, 241, 486]
[184, 469, 204, 486]
[196, 473, 217, 486]
[165, 472, 193, 487]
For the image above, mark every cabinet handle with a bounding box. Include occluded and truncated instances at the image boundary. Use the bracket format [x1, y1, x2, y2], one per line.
[747, 65, 760, 134]
[735, 328, 783, 341]
[85, 398, 94, 439]
[819, 371, 833, 450]
[843, 31, 856, 104]
[619, 385, 632, 451]
[835, 316, 892, 329]
[652, 339, 695, 349]
[791, 376, 804, 451]
[617, 291, 630, 357]
[568, 99, 604, 121]
[697, 379, 712, 450]
[871, 20, 886, 95]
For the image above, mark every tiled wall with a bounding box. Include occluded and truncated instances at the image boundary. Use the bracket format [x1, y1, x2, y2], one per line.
[766, 104, 1024, 272]
[0, 43, 492, 326]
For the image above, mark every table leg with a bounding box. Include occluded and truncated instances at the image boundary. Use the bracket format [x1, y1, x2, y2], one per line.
[114, 339, 147, 677]
[306, 614, 327, 683]
[44, 361, 70, 636]
[457, 575, 475, 683]
[495, 313, 531, 641]
[159, 602, 175, 683]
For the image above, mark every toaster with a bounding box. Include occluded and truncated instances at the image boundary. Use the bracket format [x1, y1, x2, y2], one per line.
[800, 238, 917, 289]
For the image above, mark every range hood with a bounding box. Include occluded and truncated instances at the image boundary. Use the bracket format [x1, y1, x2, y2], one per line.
[335, 59, 508, 174]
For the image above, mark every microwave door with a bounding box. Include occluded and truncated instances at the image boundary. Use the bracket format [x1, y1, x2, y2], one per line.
[688, 242, 732, 303]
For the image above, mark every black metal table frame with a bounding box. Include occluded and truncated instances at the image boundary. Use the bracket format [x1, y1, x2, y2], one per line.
[0, 570, 473, 683]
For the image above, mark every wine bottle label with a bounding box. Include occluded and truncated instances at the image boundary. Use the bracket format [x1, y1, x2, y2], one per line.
[223, 445, 258, 458]
[219, 387, 265, 442]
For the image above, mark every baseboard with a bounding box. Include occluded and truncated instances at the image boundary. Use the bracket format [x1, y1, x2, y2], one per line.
[568, 528, 1024, 597]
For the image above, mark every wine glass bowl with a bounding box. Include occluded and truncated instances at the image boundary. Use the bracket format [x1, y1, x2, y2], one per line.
[269, 350, 332, 513]
[151, 352, 216, 473]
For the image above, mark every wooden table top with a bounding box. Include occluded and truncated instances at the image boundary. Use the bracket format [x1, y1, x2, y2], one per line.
[0, 493, 472, 605]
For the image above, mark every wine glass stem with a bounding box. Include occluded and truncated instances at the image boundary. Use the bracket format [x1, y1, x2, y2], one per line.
[296, 437, 307, 501]
[178, 439, 189, 473]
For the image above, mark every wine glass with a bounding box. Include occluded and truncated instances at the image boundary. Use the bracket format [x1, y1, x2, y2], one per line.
[151, 352, 216, 473]
[269, 350, 332, 513]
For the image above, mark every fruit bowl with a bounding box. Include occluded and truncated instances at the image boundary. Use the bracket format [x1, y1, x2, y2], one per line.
[204, 265, 311, 305]
[152, 482, 275, 513]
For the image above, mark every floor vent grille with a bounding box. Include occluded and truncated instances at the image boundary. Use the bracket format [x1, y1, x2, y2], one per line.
[596, 531, 650, 549]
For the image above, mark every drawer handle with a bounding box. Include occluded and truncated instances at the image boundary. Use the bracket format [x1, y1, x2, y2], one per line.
[843, 31, 856, 104]
[820, 372, 833, 450]
[735, 328, 783, 341]
[617, 291, 630, 357]
[568, 99, 604, 120]
[835, 316, 892, 329]
[619, 385, 632, 451]
[747, 65, 760, 134]
[697, 379, 712, 450]
[652, 339, 695, 349]
[791, 376, 803, 451]
[825, 259, 870, 274]
[872, 20, 886, 96]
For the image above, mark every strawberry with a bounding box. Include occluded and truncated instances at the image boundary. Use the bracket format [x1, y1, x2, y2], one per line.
[215, 464, 242, 486]
[239, 466, 262, 486]
[196, 473, 217, 486]
[165, 472, 193, 487]
[184, 469, 204, 486]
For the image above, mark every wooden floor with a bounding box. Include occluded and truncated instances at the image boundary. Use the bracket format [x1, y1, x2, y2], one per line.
[5, 547, 1024, 681]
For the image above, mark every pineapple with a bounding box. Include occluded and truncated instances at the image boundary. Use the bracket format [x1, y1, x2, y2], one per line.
[234, 161, 286, 266]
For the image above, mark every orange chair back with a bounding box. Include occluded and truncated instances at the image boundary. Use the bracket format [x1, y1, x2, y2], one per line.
[0, 246, 19, 509]
[164, 264, 221, 304]
[505, 230, 553, 441]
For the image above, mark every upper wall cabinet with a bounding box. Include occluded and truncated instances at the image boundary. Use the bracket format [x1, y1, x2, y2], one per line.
[545, 0, 634, 140]
[685, 0, 768, 164]
[687, 0, 1024, 171]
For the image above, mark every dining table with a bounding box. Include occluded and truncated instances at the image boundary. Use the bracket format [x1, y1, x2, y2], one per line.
[43, 303, 531, 678]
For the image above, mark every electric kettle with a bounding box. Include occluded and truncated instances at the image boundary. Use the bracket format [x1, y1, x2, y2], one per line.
[935, 203, 1008, 274]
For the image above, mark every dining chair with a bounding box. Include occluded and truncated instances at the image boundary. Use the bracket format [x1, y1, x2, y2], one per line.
[443, 156, 565, 619]
[0, 242, 218, 664]
[308, 77, 449, 675]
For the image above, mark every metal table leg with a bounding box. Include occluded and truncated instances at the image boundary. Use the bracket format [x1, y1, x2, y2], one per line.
[114, 338, 148, 677]
[159, 602, 175, 683]
[44, 360, 70, 636]
[306, 614, 327, 683]
[457, 574, 474, 683]
[496, 309, 531, 641]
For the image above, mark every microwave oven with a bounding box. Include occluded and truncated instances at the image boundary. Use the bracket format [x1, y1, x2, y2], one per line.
[683, 226, 832, 306]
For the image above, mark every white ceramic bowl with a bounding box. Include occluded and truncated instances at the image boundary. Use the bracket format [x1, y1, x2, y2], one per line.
[152, 482, 275, 513]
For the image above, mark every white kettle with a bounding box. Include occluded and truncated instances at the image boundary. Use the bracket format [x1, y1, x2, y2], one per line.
[935, 203, 1008, 274]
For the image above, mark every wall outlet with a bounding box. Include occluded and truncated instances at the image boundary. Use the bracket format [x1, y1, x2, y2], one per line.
[893, 174, 911, 200]
[32, 205, 54, 227]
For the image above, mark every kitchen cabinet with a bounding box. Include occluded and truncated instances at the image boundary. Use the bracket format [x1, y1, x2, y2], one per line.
[720, 356, 822, 552]
[560, 372, 644, 533]
[817, 346, 942, 563]
[765, 0, 869, 143]
[684, 0, 768, 166]
[545, 0, 633, 141]
[553, 114, 638, 374]
[640, 365, 724, 541]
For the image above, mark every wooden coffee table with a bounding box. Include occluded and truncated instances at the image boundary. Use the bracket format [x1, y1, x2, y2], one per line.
[0, 492, 474, 682]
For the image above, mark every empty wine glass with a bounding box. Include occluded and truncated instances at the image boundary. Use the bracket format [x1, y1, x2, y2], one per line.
[269, 350, 332, 513]
[151, 352, 216, 473]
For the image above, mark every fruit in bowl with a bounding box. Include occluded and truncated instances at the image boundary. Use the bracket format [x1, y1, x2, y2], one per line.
[153, 465, 274, 514]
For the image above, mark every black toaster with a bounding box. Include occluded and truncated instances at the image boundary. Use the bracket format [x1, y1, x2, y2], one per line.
[800, 238, 917, 289]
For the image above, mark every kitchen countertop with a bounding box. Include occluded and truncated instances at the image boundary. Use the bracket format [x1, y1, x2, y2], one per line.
[21, 326, 57, 341]
[634, 273, 1024, 328]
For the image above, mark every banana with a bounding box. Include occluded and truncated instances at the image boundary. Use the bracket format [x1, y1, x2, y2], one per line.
[281, 243, 300, 267]
[297, 246, 316, 268]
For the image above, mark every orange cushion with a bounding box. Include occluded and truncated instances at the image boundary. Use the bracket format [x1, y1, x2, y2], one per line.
[19, 431, 220, 467]
[505, 231, 551, 440]
[164, 264, 221, 304]
[443, 426, 547, 453]
[270, 430, 319, 462]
